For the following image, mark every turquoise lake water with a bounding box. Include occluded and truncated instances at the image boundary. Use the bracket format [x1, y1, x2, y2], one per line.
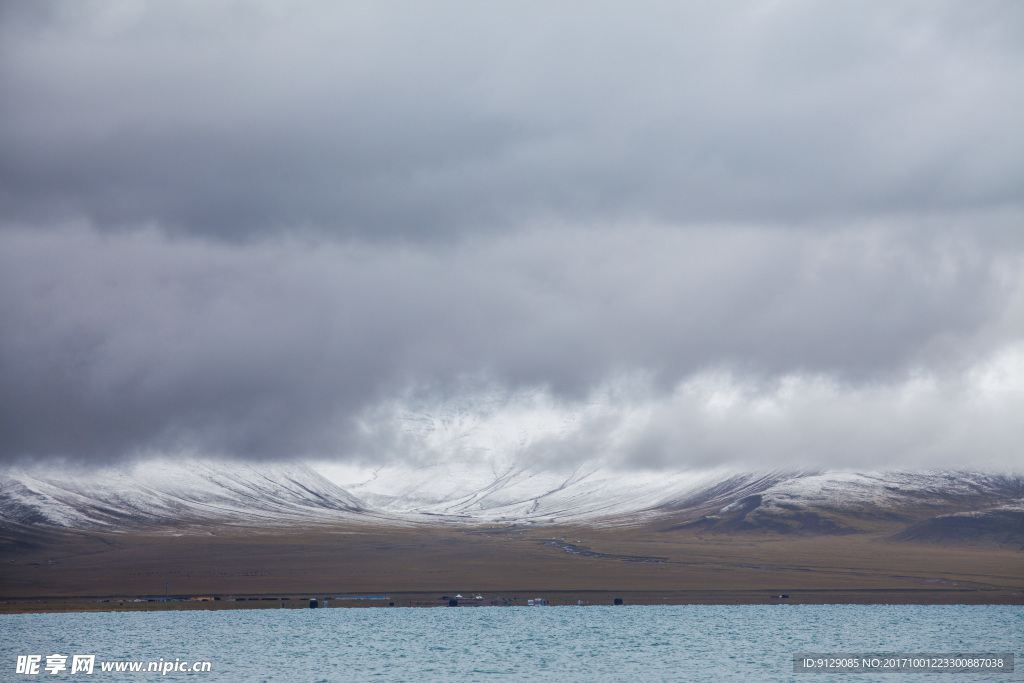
[2, 605, 1021, 681]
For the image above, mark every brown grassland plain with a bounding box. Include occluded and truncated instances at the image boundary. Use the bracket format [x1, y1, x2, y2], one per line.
[1, 523, 1021, 613]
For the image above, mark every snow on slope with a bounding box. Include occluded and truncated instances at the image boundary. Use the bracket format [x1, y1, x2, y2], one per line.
[317, 391, 775, 523]
[753, 470, 1024, 510]
[1, 458, 1020, 530]
[318, 392, 1024, 525]
[3, 393, 1020, 530]
[0, 459, 381, 529]
[316, 461, 1024, 526]
[684, 469, 1024, 535]
[319, 460, 779, 524]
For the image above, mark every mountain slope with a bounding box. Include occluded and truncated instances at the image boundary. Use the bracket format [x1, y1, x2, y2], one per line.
[673, 471, 1024, 536]
[325, 462, 1024, 535]
[0, 460, 377, 530]
[331, 461, 795, 524]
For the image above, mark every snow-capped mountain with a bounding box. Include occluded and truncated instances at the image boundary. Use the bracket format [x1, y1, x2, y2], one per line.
[0, 460, 377, 530]
[1, 397, 1020, 537]
[312, 393, 1024, 532]
[3, 457, 1020, 543]
[321, 460, 791, 524]
[670, 470, 1024, 538]
[319, 461, 1024, 531]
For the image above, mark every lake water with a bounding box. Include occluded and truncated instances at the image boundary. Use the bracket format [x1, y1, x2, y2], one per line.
[2, 605, 1021, 681]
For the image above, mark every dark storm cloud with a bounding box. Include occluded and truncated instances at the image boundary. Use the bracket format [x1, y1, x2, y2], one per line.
[1, 1, 1022, 467]
[1, 1, 1021, 239]
[0, 218, 1020, 463]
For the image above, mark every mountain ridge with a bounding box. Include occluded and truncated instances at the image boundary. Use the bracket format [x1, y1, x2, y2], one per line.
[0, 460, 377, 530]
[2, 460, 1021, 547]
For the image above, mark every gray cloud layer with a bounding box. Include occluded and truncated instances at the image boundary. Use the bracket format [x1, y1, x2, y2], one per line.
[2, 218, 1020, 464]
[2, 1, 1021, 238]
[1, 1, 1022, 467]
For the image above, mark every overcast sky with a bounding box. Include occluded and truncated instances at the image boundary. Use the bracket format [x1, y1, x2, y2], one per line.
[1, 1, 1021, 470]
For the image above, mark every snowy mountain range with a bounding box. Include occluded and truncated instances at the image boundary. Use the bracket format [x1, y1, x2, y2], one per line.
[328, 461, 1024, 529]
[1, 458, 1021, 545]
[2, 397, 1020, 540]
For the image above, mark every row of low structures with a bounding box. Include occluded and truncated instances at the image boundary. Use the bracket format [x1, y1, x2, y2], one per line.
[438, 596, 628, 606]
[99, 594, 625, 608]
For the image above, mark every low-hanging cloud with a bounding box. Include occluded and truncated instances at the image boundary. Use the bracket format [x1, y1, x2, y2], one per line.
[347, 347, 1024, 472]
[0, 217, 1020, 466]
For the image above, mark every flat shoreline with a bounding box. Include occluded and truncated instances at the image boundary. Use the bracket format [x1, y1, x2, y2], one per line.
[3, 588, 1022, 614]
